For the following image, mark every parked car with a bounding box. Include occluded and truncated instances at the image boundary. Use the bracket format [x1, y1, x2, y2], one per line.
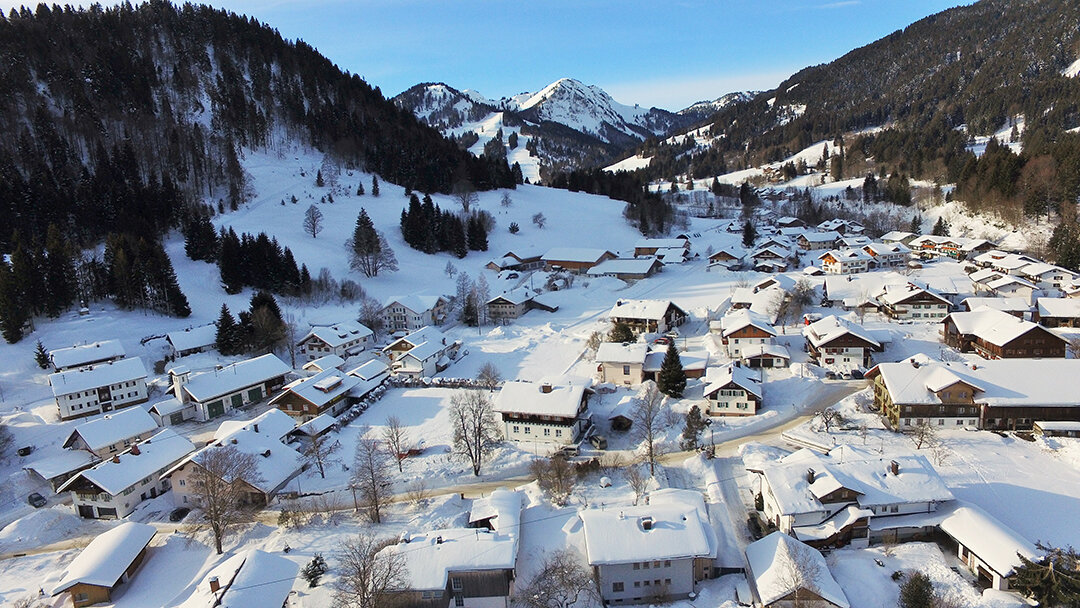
[555, 445, 579, 458]
[588, 435, 608, 450]
[169, 507, 191, 522]
[27, 492, 46, 508]
[652, 336, 671, 345]
[16, 445, 33, 457]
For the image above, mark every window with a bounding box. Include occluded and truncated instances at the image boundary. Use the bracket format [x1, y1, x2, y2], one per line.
[452, 577, 462, 591]
[555, 430, 562, 437]
[665, 578, 672, 585]
[634, 581, 641, 588]
[653, 561, 661, 568]
[543, 428, 551, 436]
[623, 365, 631, 375]
[643, 562, 650, 569]
[612, 582, 624, 592]
[524, 427, 530, 434]
[512, 425, 520, 433]
[179, 479, 185, 486]
[633, 563, 640, 570]
[891, 505, 899, 513]
[74, 593, 89, 602]
[664, 560, 671, 567]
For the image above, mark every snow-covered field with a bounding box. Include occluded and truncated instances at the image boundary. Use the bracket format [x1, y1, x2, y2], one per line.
[2, 140, 1079, 607]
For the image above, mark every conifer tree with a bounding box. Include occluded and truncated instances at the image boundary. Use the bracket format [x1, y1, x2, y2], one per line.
[607, 322, 634, 343]
[356, 181, 365, 196]
[371, 175, 380, 197]
[657, 344, 687, 397]
[218, 228, 244, 294]
[34, 339, 50, 369]
[742, 220, 757, 248]
[0, 256, 28, 343]
[315, 170, 324, 187]
[44, 224, 75, 317]
[215, 303, 239, 355]
[680, 404, 707, 450]
[898, 571, 934, 608]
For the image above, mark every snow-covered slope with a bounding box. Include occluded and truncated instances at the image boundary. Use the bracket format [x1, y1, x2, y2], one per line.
[679, 91, 757, 116]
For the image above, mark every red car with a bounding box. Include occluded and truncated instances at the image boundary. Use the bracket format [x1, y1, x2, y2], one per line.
[653, 337, 671, 345]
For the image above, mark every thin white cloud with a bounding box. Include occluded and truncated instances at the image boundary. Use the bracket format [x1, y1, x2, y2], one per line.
[817, 1, 861, 8]
[602, 71, 792, 112]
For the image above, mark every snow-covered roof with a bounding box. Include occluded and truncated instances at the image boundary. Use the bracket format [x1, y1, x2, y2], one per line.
[608, 299, 681, 321]
[213, 408, 296, 442]
[759, 449, 953, 516]
[542, 247, 614, 263]
[23, 449, 97, 481]
[740, 343, 792, 360]
[643, 349, 709, 373]
[467, 489, 522, 536]
[939, 504, 1038, 577]
[347, 358, 390, 381]
[269, 367, 360, 409]
[400, 340, 445, 363]
[57, 428, 195, 495]
[868, 355, 1080, 408]
[803, 316, 880, 348]
[636, 238, 688, 249]
[945, 306, 1054, 347]
[961, 297, 1032, 313]
[595, 342, 647, 364]
[1017, 262, 1070, 279]
[1035, 421, 1080, 431]
[863, 241, 911, 256]
[166, 325, 217, 354]
[168, 427, 303, 495]
[301, 354, 346, 372]
[381, 528, 518, 591]
[877, 283, 950, 306]
[879, 231, 914, 242]
[800, 230, 842, 243]
[176, 549, 299, 608]
[752, 245, 792, 259]
[720, 309, 776, 338]
[178, 354, 291, 403]
[290, 413, 337, 437]
[704, 364, 762, 400]
[383, 294, 446, 314]
[580, 501, 713, 565]
[64, 406, 158, 453]
[745, 532, 849, 608]
[494, 381, 587, 418]
[793, 504, 875, 543]
[301, 321, 373, 348]
[386, 325, 447, 351]
[52, 521, 156, 594]
[587, 257, 663, 276]
[49, 339, 126, 370]
[838, 236, 871, 248]
[818, 248, 871, 263]
[986, 274, 1037, 292]
[49, 357, 147, 397]
[1037, 297, 1080, 318]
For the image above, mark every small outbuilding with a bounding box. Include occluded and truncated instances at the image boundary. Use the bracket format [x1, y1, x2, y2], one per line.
[51, 521, 157, 607]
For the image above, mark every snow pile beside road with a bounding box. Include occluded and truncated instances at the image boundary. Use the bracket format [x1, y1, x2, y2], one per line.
[0, 506, 86, 553]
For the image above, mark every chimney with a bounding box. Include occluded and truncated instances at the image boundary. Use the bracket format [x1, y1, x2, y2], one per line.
[209, 576, 220, 593]
[911, 359, 920, 369]
[253, 423, 259, 434]
[112, 455, 121, 464]
[540, 384, 553, 394]
[806, 468, 815, 483]
[130, 445, 141, 456]
[640, 516, 654, 531]
[436, 535, 443, 545]
[889, 460, 900, 475]
[231, 438, 238, 445]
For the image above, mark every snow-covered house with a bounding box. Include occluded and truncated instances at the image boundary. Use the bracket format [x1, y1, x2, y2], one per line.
[745, 532, 849, 608]
[876, 283, 951, 320]
[818, 219, 863, 235]
[50, 521, 156, 608]
[961, 296, 1032, 317]
[347, 358, 391, 384]
[580, 489, 717, 604]
[50, 357, 149, 421]
[716, 309, 776, 357]
[175, 549, 298, 608]
[972, 250, 1040, 275]
[797, 231, 842, 251]
[1034, 297, 1080, 327]
[301, 354, 346, 373]
[165, 325, 217, 358]
[380, 294, 450, 333]
[837, 235, 871, 249]
[484, 248, 545, 272]
[595, 342, 648, 386]
[541, 247, 617, 273]
[486, 287, 559, 321]
[297, 321, 373, 362]
[867, 355, 1080, 430]
[213, 408, 297, 444]
[939, 504, 1039, 591]
[147, 397, 197, 427]
[643, 349, 709, 381]
[63, 406, 159, 458]
[703, 364, 762, 416]
[58, 428, 195, 519]
[1019, 263, 1078, 291]
[49, 339, 126, 371]
[862, 241, 911, 268]
[168, 354, 291, 422]
[634, 237, 689, 257]
[286, 413, 337, 442]
[494, 381, 591, 445]
[749, 448, 953, 548]
[383, 325, 456, 366]
[707, 246, 744, 269]
[942, 306, 1066, 359]
[818, 248, 871, 275]
[608, 299, 687, 335]
[803, 316, 881, 370]
[739, 344, 792, 368]
[164, 423, 304, 508]
[269, 367, 360, 421]
[879, 231, 916, 245]
[588, 257, 665, 280]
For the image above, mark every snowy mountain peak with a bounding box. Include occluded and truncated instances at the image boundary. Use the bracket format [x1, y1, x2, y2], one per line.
[679, 91, 758, 116]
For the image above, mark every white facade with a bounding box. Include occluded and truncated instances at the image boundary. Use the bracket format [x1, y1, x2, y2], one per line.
[706, 386, 758, 416]
[298, 322, 373, 362]
[597, 558, 696, 604]
[503, 417, 582, 445]
[51, 358, 149, 421]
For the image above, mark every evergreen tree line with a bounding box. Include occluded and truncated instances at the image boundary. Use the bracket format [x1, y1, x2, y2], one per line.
[0, 2, 514, 251]
[0, 228, 191, 343]
[548, 168, 676, 235]
[217, 228, 308, 296]
[399, 193, 489, 258]
[214, 291, 287, 356]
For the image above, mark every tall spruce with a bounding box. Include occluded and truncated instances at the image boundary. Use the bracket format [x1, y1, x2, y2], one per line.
[43, 224, 75, 317]
[657, 344, 687, 398]
[215, 303, 240, 355]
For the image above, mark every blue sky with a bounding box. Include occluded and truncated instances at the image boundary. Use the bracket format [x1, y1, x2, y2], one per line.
[4, 0, 971, 109]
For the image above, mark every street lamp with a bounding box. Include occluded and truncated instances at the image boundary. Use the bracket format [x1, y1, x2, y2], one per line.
[703, 418, 715, 457]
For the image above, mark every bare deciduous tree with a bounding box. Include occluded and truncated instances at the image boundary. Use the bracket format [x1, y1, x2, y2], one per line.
[818, 408, 845, 433]
[407, 478, 428, 506]
[626, 464, 649, 505]
[513, 548, 598, 608]
[188, 444, 263, 554]
[304, 433, 341, 479]
[352, 438, 393, 523]
[453, 181, 479, 213]
[382, 416, 409, 473]
[303, 204, 324, 238]
[776, 539, 825, 608]
[532, 212, 546, 229]
[356, 297, 385, 339]
[632, 381, 665, 476]
[477, 362, 502, 389]
[449, 390, 502, 476]
[911, 420, 938, 450]
[331, 531, 407, 608]
[530, 455, 576, 506]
